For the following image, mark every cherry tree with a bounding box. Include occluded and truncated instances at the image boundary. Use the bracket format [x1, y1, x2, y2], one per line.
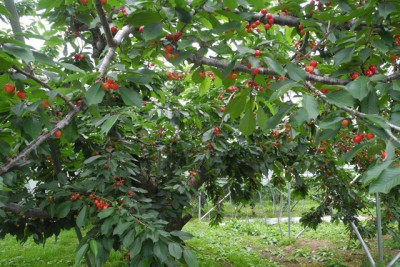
[0, 0, 400, 266]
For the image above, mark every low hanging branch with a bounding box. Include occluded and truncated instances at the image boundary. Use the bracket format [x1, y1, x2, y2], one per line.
[0, 105, 81, 176]
[13, 66, 75, 108]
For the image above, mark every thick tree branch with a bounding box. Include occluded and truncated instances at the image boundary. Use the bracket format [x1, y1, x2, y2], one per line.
[4, 203, 49, 219]
[188, 55, 400, 86]
[93, 0, 115, 47]
[13, 66, 75, 108]
[4, 0, 25, 44]
[98, 25, 133, 78]
[0, 105, 82, 176]
[188, 55, 351, 85]
[252, 13, 299, 27]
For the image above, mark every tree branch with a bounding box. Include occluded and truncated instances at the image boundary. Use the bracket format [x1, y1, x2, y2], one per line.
[4, 0, 25, 44]
[13, 66, 75, 108]
[4, 203, 49, 219]
[305, 81, 400, 143]
[93, 0, 115, 47]
[0, 105, 82, 176]
[97, 25, 133, 78]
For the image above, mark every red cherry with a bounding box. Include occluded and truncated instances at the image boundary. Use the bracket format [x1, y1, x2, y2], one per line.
[53, 130, 62, 138]
[350, 72, 359, 80]
[381, 151, 386, 159]
[109, 83, 118, 90]
[305, 66, 314, 73]
[365, 69, 373, 77]
[341, 119, 349, 127]
[254, 50, 261, 57]
[100, 0, 107, 4]
[3, 83, 15, 93]
[17, 91, 26, 99]
[369, 64, 377, 73]
[252, 68, 259, 75]
[267, 14, 273, 19]
[139, 26, 144, 33]
[264, 23, 271, 30]
[320, 88, 329, 94]
[111, 26, 118, 34]
[42, 99, 50, 108]
[261, 8, 267, 15]
[353, 135, 362, 143]
[366, 133, 375, 140]
[80, 0, 88, 5]
[164, 45, 174, 53]
[298, 25, 304, 31]
[102, 83, 109, 90]
[310, 60, 318, 67]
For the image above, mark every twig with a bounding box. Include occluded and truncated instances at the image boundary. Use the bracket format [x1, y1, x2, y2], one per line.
[4, 0, 25, 44]
[93, 0, 115, 47]
[304, 81, 400, 143]
[0, 105, 82, 175]
[98, 25, 133, 78]
[13, 66, 75, 108]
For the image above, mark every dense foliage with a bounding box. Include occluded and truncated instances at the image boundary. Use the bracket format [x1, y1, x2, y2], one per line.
[0, 0, 400, 266]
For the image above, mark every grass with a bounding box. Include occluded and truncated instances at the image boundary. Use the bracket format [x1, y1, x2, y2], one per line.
[0, 230, 125, 267]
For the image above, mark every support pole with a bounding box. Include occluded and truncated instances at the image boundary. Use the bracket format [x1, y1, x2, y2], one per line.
[295, 227, 307, 239]
[200, 192, 231, 221]
[198, 192, 201, 220]
[376, 193, 384, 263]
[287, 181, 291, 239]
[387, 251, 400, 267]
[350, 222, 376, 267]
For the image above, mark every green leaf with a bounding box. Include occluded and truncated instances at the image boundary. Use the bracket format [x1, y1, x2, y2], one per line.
[37, 0, 63, 10]
[127, 11, 162, 26]
[265, 57, 285, 77]
[97, 207, 114, 219]
[142, 23, 163, 41]
[76, 205, 87, 228]
[199, 76, 211, 95]
[302, 95, 319, 120]
[122, 229, 135, 248]
[75, 243, 89, 266]
[89, 239, 98, 257]
[176, 7, 192, 23]
[369, 166, 400, 194]
[23, 117, 42, 139]
[202, 128, 214, 142]
[340, 142, 369, 163]
[56, 201, 71, 219]
[239, 101, 256, 136]
[269, 80, 298, 101]
[264, 104, 295, 131]
[59, 63, 85, 74]
[378, 2, 395, 19]
[346, 76, 370, 101]
[0, 5, 11, 17]
[183, 248, 198, 267]
[361, 160, 393, 186]
[168, 243, 183, 259]
[170, 231, 193, 240]
[333, 47, 354, 66]
[325, 89, 355, 107]
[364, 114, 389, 129]
[319, 117, 343, 130]
[223, 0, 238, 10]
[285, 62, 306, 82]
[118, 87, 142, 107]
[3, 44, 34, 63]
[84, 155, 102, 164]
[225, 90, 249, 119]
[100, 114, 120, 135]
[86, 83, 105, 106]
[113, 222, 133, 236]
